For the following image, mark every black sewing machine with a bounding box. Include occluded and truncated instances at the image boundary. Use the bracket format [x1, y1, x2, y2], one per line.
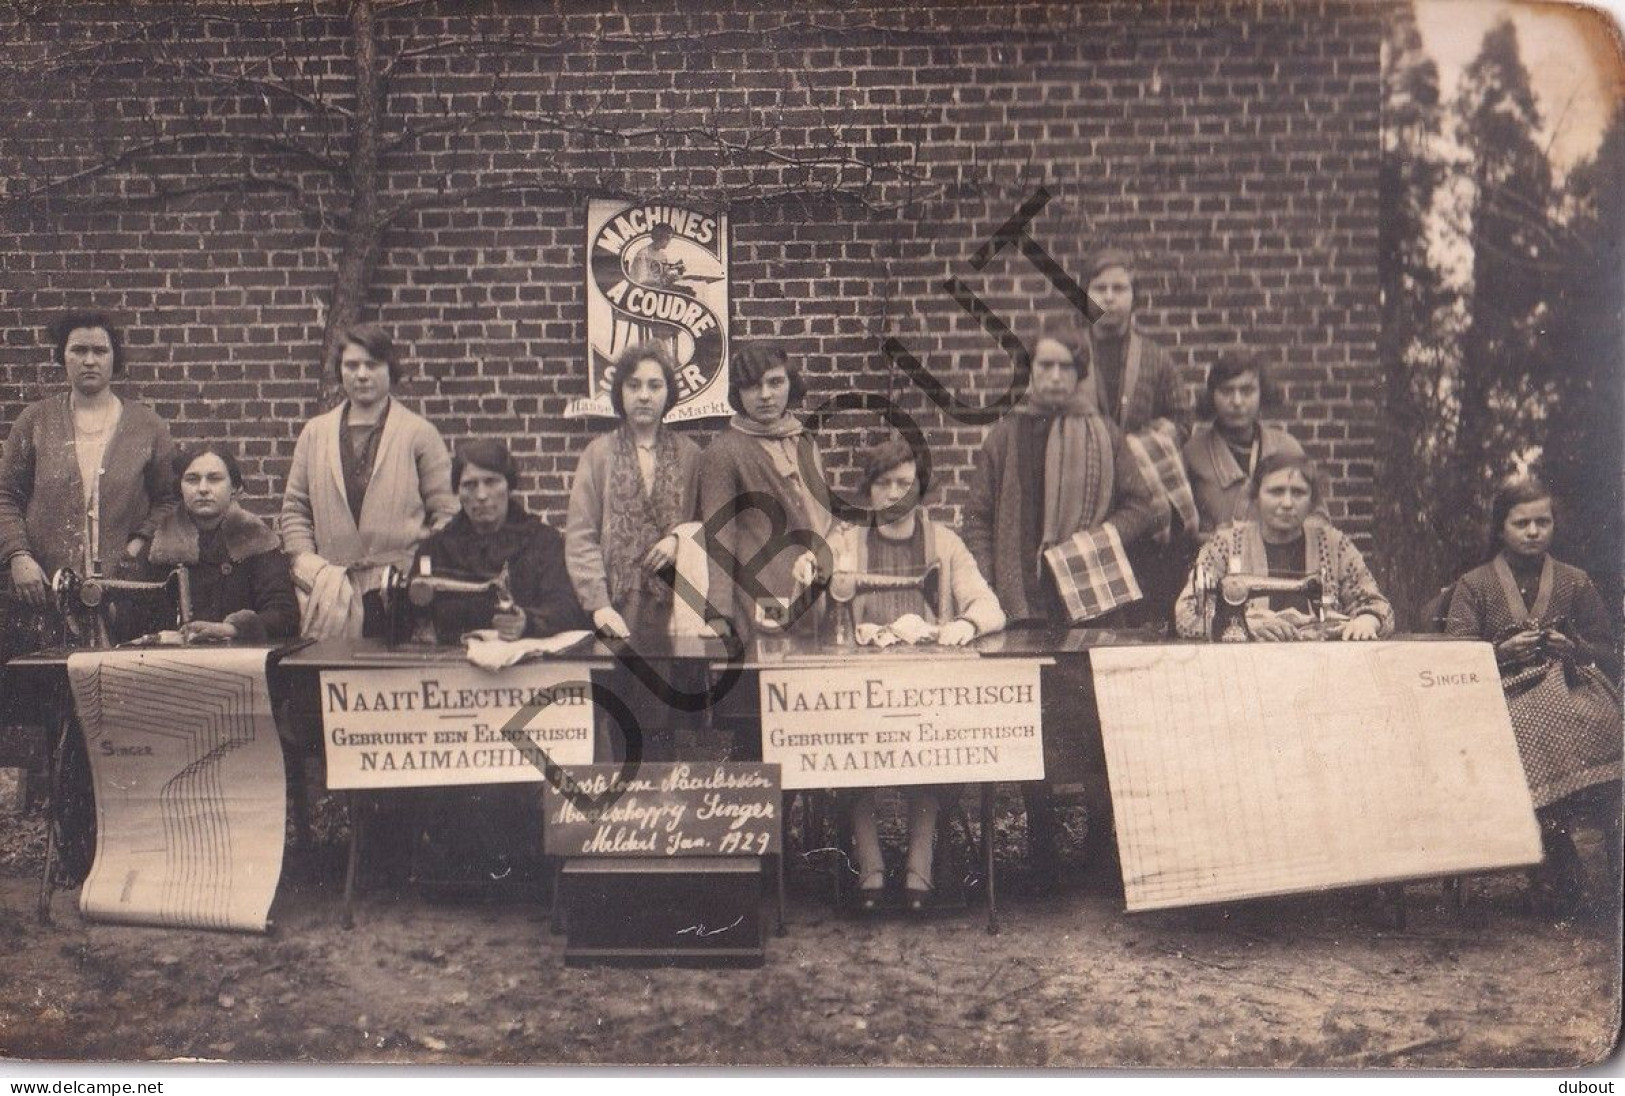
[824, 563, 942, 646]
[375, 560, 515, 647]
[50, 565, 192, 649]
[1196, 569, 1324, 642]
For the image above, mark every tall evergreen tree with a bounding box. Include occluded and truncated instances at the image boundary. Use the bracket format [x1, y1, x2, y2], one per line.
[1451, 19, 1557, 553]
[1537, 110, 1625, 608]
[1375, 3, 1458, 625]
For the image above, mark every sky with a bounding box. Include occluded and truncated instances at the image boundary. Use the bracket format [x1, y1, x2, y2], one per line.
[1415, 0, 1623, 174]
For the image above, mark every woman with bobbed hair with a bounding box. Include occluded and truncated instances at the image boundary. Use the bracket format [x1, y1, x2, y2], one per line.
[1183, 351, 1317, 539]
[1445, 475, 1621, 912]
[135, 442, 298, 643]
[696, 340, 830, 643]
[566, 342, 702, 641]
[1174, 452, 1392, 641]
[829, 436, 1006, 909]
[280, 323, 457, 638]
[1, 310, 177, 652]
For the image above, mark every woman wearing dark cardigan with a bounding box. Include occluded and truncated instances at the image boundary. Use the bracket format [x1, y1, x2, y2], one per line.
[1, 311, 177, 654]
[696, 341, 832, 644]
[137, 444, 298, 643]
[696, 342, 832, 760]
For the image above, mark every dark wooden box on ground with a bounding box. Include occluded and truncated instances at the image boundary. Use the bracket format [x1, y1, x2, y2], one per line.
[558, 856, 764, 967]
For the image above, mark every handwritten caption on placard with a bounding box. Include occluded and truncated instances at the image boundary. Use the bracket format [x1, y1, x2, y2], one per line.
[318, 665, 594, 789]
[544, 763, 782, 858]
[758, 658, 1047, 790]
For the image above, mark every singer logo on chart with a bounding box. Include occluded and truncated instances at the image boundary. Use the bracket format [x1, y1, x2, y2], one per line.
[572, 199, 732, 423]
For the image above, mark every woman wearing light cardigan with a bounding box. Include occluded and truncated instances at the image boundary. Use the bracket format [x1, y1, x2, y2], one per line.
[280, 324, 457, 638]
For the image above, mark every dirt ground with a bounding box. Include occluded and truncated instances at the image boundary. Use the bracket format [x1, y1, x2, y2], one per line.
[0, 797, 1619, 1070]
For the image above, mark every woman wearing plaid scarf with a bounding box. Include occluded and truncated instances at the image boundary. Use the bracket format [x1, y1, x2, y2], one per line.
[962, 319, 1158, 892]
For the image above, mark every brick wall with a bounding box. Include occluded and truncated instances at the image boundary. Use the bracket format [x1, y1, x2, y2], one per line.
[0, 0, 1384, 538]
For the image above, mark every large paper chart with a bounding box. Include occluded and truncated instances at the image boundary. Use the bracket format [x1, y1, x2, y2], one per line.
[1091, 642, 1542, 911]
[67, 648, 285, 932]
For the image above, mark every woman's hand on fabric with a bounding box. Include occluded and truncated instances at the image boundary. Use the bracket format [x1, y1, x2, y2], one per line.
[491, 607, 527, 641]
[640, 535, 678, 573]
[123, 536, 146, 561]
[180, 620, 237, 643]
[8, 554, 48, 606]
[1496, 629, 1543, 662]
[937, 619, 977, 647]
[1249, 613, 1299, 642]
[1341, 614, 1381, 641]
[592, 607, 631, 639]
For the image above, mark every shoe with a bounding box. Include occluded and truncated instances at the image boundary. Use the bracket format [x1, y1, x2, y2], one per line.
[904, 869, 934, 912]
[857, 870, 886, 912]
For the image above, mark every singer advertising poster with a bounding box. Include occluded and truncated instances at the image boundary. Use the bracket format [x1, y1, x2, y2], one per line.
[571, 199, 731, 421]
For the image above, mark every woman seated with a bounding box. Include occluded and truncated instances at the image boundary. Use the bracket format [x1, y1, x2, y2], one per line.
[137, 444, 297, 643]
[1175, 453, 1392, 641]
[1183, 352, 1318, 540]
[1445, 475, 1621, 912]
[828, 437, 1006, 910]
[412, 440, 588, 643]
[405, 440, 587, 890]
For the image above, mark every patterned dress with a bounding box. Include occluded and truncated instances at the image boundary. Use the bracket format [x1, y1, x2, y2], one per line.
[1173, 520, 1394, 640]
[1446, 554, 1622, 809]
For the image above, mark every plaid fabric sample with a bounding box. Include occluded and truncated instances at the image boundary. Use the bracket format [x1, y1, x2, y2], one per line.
[1042, 523, 1143, 623]
[1126, 420, 1198, 535]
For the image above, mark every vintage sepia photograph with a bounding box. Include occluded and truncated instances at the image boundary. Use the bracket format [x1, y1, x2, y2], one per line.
[0, 0, 1621, 1075]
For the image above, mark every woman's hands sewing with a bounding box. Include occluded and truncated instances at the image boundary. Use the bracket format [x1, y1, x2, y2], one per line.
[179, 620, 237, 643]
[491, 606, 527, 642]
[1341, 614, 1382, 641]
[1247, 612, 1299, 642]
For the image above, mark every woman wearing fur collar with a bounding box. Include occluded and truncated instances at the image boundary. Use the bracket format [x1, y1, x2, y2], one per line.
[139, 443, 297, 643]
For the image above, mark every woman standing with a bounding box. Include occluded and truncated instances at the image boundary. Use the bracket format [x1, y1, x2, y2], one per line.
[1445, 475, 1621, 911]
[1183, 352, 1315, 539]
[1, 311, 177, 652]
[280, 323, 457, 638]
[697, 341, 832, 643]
[566, 343, 701, 641]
